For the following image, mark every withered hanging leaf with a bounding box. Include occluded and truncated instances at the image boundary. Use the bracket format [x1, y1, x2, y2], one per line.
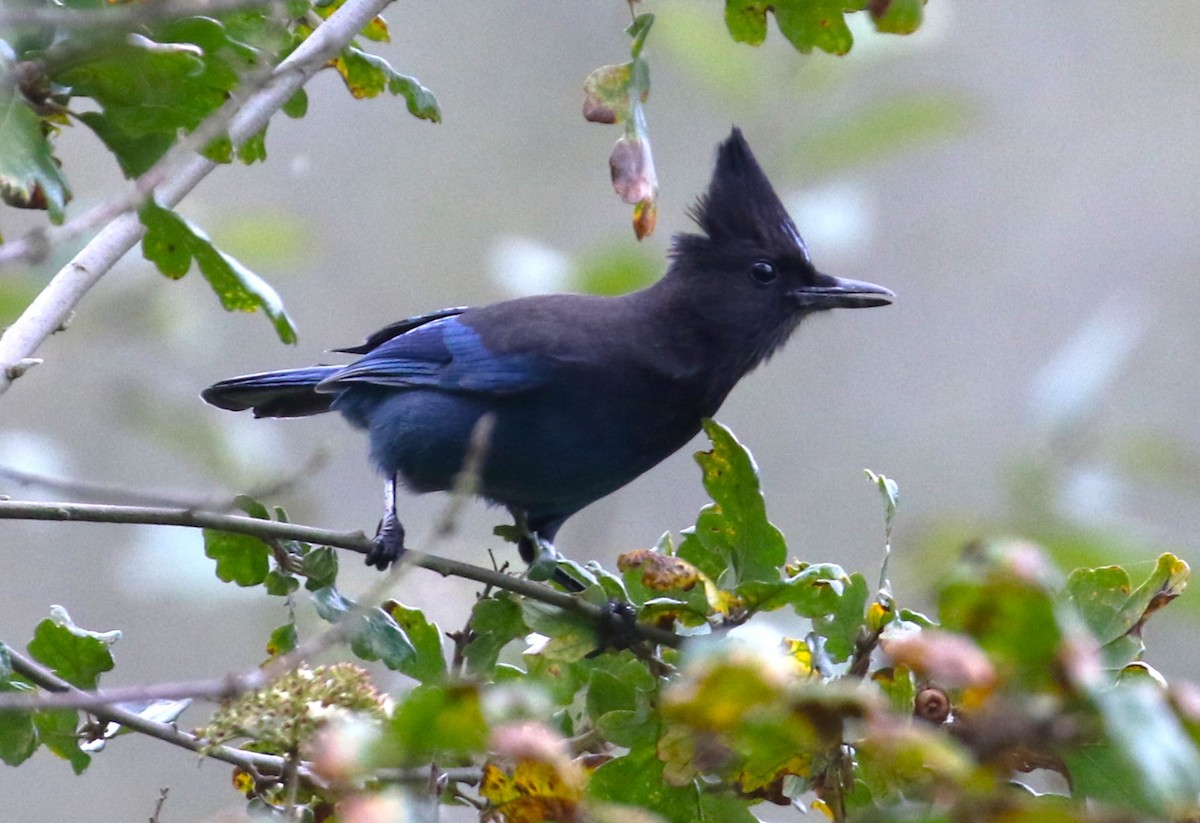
[583, 63, 634, 124]
[609, 132, 658, 240]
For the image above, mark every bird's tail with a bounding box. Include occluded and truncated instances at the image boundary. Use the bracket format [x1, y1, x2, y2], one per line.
[201, 366, 341, 418]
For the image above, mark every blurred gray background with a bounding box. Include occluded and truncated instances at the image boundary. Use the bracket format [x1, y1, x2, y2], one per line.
[2, 1, 1199, 820]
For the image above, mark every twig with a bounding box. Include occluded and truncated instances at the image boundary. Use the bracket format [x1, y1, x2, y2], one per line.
[373, 766, 482, 786]
[0, 498, 681, 647]
[0, 0, 398, 395]
[0, 451, 326, 511]
[148, 788, 169, 823]
[6, 648, 289, 777]
[0, 0, 274, 28]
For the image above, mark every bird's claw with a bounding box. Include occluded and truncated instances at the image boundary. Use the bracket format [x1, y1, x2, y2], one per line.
[586, 599, 640, 657]
[366, 512, 406, 570]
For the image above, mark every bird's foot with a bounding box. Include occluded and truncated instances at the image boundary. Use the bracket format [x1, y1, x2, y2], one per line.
[585, 599, 640, 657]
[523, 535, 559, 583]
[366, 512, 406, 570]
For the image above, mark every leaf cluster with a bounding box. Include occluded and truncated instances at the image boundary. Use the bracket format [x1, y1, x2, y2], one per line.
[4, 422, 1198, 823]
[0, 0, 438, 339]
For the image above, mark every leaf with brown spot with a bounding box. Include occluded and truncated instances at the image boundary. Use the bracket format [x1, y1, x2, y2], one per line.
[480, 758, 583, 823]
[582, 63, 633, 124]
[618, 550, 702, 592]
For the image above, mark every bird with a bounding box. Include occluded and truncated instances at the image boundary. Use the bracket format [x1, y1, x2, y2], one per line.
[201, 127, 893, 573]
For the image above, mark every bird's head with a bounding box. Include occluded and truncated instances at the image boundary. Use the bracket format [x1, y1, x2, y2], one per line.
[668, 128, 892, 361]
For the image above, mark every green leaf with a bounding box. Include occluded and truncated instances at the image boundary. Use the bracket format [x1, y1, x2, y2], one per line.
[138, 200, 298, 344]
[358, 15, 390, 43]
[34, 710, 90, 774]
[749, 562, 851, 615]
[0, 681, 37, 767]
[1065, 554, 1188, 666]
[871, 0, 924, 35]
[588, 745, 756, 823]
[236, 495, 271, 519]
[265, 622, 297, 658]
[58, 19, 258, 177]
[724, 0, 856, 55]
[387, 73, 442, 122]
[201, 133, 234, 164]
[811, 572, 870, 662]
[0, 84, 71, 222]
[587, 657, 658, 749]
[0, 671, 36, 772]
[382, 602, 447, 684]
[203, 528, 270, 587]
[263, 569, 300, 596]
[723, 0, 769, 45]
[1068, 683, 1200, 817]
[872, 664, 917, 715]
[311, 587, 416, 671]
[26, 619, 115, 690]
[236, 127, 268, 164]
[386, 683, 487, 764]
[282, 88, 309, 119]
[627, 13, 655, 59]
[520, 600, 598, 662]
[463, 593, 527, 674]
[301, 546, 339, 591]
[333, 47, 441, 122]
[677, 419, 787, 587]
[586, 656, 655, 720]
[865, 469, 899, 526]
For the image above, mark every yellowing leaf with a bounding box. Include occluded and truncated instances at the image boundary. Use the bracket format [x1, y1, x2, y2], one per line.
[780, 637, 814, 677]
[480, 758, 583, 823]
[618, 550, 702, 592]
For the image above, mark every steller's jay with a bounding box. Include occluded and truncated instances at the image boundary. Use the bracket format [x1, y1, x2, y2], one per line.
[202, 128, 893, 572]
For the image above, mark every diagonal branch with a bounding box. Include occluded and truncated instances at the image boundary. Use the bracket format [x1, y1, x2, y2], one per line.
[0, 0, 397, 396]
[0, 498, 683, 648]
[7, 647, 289, 777]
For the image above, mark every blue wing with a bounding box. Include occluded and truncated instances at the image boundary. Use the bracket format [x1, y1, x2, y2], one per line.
[318, 315, 551, 396]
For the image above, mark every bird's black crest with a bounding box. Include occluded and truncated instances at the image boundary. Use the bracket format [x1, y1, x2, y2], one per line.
[682, 127, 809, 260]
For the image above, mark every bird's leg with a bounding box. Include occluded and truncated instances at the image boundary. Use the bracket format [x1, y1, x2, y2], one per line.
[505, 510, 582, 591]
[366, 474, 406, 570]
[509, 512, 561, 583]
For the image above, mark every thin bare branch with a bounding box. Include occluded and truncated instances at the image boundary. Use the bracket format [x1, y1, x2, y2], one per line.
[0, 497, 682, 647]
[148, 788, 170, 823]
[0, 450, 326, 511]
[374, 766, 482, 786]
[6, 648, 289, 777]
[0, 0, 398, 395]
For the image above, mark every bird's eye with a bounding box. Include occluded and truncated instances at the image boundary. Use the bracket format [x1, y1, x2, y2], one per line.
[750, 261, 777, 285]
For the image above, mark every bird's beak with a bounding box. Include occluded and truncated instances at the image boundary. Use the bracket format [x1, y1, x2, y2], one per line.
[791, 275, 895, 310]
